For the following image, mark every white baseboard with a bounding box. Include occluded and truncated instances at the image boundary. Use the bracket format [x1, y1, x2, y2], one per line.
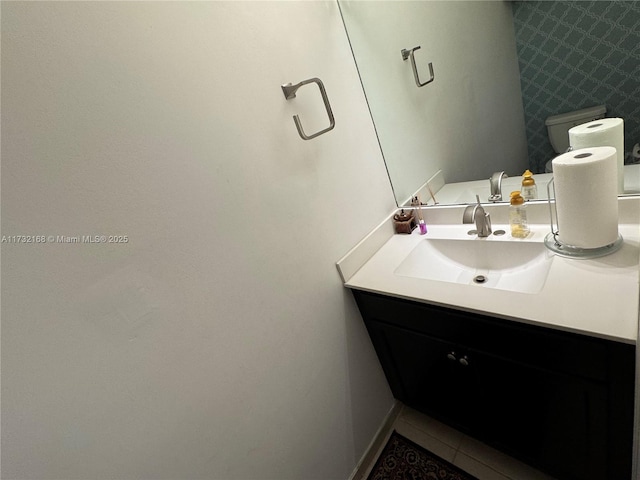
[348, 401, 404, 480]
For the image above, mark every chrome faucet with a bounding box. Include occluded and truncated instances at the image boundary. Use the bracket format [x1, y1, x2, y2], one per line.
[489, 171, 508, 202]
[463, 195, 492, 237]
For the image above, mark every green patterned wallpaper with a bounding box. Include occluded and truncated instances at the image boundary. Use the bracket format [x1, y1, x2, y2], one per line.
[512, 1, 640, 173]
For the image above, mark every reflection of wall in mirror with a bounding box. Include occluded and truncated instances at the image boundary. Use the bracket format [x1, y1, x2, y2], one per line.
[339, 1, 530, 205]
[513, 1, 640, 174]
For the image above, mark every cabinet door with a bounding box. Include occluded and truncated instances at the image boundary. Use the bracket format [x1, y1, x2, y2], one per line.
[473, 349, 608, 480]
[366, 320, 484, 432]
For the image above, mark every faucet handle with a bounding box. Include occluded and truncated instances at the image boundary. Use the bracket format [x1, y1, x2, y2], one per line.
[484, 212, 492, 235]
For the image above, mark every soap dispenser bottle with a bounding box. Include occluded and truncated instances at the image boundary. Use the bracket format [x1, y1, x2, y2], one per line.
[509, 191, 530, 238]
[521, 170, 537, 200]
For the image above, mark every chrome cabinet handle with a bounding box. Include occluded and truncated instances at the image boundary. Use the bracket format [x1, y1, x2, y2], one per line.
[459, 356, 470, 367]
[281, 77, 335, 140]
[401, 46, 435, 88]
[447, 352, 457, 361]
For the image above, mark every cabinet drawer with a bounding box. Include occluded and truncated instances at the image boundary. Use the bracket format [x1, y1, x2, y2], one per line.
[353, 290, 609, 381]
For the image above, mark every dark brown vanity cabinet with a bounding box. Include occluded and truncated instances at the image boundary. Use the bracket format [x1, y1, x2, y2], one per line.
[353, 290, 635, 480]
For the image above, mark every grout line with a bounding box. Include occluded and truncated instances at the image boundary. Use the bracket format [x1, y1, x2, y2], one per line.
[465, 453, 508, 478]
[398, 408, 464, 450]
[453, 450, 516, 480]
[451, 448, 460, 464]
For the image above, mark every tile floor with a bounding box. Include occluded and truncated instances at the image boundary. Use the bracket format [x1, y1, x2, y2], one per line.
[360, 405, 558, 480]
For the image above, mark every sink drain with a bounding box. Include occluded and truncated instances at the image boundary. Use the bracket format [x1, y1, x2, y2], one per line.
[473, 275, 488, 284]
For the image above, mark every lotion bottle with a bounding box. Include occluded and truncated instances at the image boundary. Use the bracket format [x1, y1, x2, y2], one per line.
[509, 191, 530, 238]
[521, 170, 537, 200]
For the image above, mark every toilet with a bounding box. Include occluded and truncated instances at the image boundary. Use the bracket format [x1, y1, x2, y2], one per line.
[544, 105, 607, 172]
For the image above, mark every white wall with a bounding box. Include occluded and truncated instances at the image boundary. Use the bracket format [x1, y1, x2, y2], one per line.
[340, 1, 529, 204]
[1, 2, 397, 479]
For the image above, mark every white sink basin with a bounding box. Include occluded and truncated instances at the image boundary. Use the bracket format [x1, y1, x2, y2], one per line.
[394, 238, 554, 294]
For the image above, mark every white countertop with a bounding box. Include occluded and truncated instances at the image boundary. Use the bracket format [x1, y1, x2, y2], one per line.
[339, 200, 640, 344]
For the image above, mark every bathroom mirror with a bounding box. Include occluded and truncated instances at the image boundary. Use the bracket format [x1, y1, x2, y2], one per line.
[338, 0, 640, 206]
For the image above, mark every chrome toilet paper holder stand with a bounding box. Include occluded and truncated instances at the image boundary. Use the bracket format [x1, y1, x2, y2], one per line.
[543, 177, 623, 259]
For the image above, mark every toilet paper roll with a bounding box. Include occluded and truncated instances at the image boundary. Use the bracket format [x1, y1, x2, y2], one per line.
[569, 118, 624, 193]
[552, 146, 619, 249]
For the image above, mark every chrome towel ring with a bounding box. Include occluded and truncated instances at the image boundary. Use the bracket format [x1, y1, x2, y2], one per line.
[281, 78, 335, 140]
[401, 46, 434, 88]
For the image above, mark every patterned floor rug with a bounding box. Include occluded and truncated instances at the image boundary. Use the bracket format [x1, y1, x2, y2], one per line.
[366, 431, 479, 480]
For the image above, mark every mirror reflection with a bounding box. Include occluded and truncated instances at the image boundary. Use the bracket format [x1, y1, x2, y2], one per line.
[339, 0, 640, 206]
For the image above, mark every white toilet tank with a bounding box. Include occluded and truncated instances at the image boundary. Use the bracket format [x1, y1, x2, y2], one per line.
[545, 105, 607, 153]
